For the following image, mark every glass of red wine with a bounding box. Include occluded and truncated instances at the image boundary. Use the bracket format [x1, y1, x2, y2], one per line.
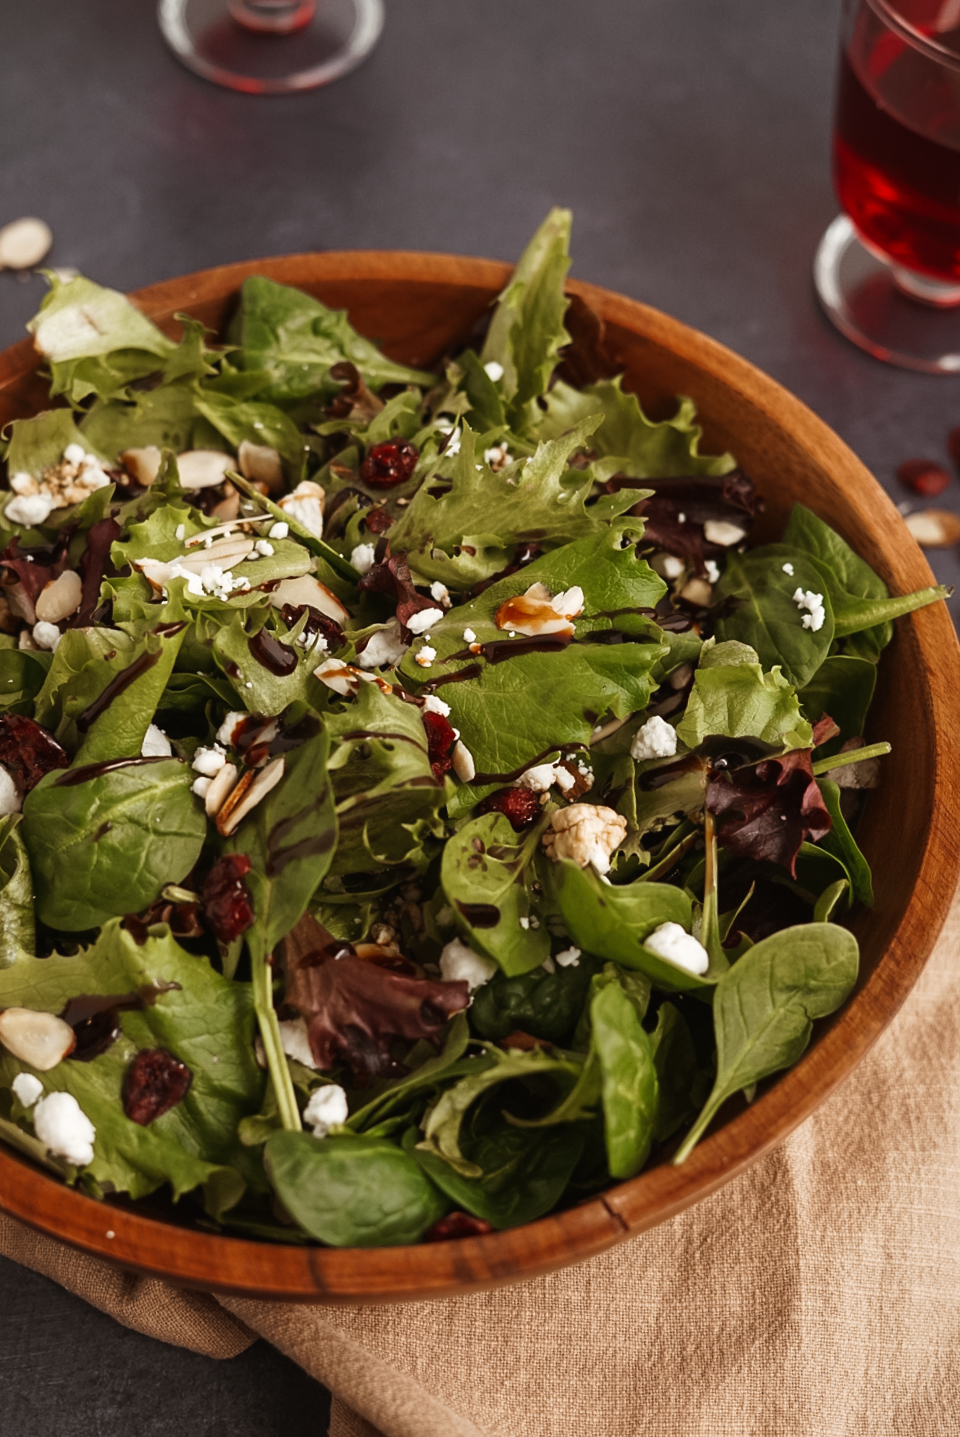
[158, 0, 383, 94]
[815, 0, 960, 372]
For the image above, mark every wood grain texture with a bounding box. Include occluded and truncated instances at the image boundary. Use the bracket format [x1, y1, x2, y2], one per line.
[0, 252, 957, 1302]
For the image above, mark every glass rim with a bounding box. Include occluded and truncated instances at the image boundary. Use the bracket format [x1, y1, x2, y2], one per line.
[864, 0, 960, 70]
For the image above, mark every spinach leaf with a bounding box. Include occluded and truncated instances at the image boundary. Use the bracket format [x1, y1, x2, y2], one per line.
[0, 649, 52, 715]
[714, 546, 835, 689]
[816, 777, 874, 906]
[346, 1012, 472, 1132]
[411, 1122, 583, 1230]
[230, 276, 433, 402]
[440, 812, 549, 977]
[676, 648, 812, 751]
[264, 1130, 447, 1246]
[674, 922, 859, 1162]
[814, 878, 849, 923]
[799, 655, 876, 755]
[552, 861, 711, 992]
[0, 921, 262, 1208]
[591, 981, 658, 1178]
[417, 1046, 582, 1175]
[782, 504, 948, 646]
[81, 381, 204, 459]
[649, 1001, 700, 1142]
[229, 726, 337, 959]
[71, 625, 188, 767]
[470, 952, 601, 1042]
[22, 757, 206, 930]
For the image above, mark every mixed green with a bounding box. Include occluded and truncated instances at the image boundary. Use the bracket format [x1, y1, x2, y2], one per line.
[0, 212, 946, 1247]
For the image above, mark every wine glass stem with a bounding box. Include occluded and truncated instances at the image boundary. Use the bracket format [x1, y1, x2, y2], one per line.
[228, 0, 316, 34]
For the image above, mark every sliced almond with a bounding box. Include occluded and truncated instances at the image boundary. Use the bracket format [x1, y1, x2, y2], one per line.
[679, 577, 712, 607]
[176, 450, 236, 491]
[239, 440, 284, 492]
[35, 569, 83, 624]
[270, 575, 350, 624]
[903, 508, 960, 548]
[175, 537, 256, 573]
[0, 217, 53, 270]
[494, 582, 583, 637]
[184, 518, 271, 548]
[452, 740, 476, 782]
[204, 761, 240, 818]
[0, 1008, 75, 1070]
[120, 446, 162, 487]
[216, 756, 285, 836]
[211, 487, 241, 521]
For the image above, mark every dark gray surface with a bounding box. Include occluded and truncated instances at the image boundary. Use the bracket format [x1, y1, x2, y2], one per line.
[0, 0, 956, 1432]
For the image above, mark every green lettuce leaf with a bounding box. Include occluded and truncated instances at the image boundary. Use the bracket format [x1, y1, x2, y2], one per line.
[29, 274, 174, 404]
[676, 642, 812, 750]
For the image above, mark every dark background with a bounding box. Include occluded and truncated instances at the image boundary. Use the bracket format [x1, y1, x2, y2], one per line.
[0, 0, 956, 1432]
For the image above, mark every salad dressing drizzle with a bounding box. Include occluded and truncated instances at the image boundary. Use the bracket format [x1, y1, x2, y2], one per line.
[75, 650, 163, 734]
[62, 983, 181, 1061]
[53, 754, 176, 787]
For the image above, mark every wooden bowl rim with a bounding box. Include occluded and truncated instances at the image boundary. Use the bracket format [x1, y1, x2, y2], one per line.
[0, 249, 957, 1303]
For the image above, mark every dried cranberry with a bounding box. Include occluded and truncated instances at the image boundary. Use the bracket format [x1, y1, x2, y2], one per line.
[360, 440, 419, 488]
[0, 715, 69, 793]
[364, 506, 393, 534]
[477, 787, 541, 831]
[426, 1212, 494, 1242]
[123, 1048, 192, 1125]
[897, 458, 950, 496]
[422, 710, 457, 781]
[202, 854, 255, 944]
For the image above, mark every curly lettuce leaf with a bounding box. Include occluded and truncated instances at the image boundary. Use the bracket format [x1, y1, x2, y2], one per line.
[29, 275, 174, 404]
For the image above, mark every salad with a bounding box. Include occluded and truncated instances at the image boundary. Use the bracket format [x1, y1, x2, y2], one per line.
[0, 212, 946, 1249]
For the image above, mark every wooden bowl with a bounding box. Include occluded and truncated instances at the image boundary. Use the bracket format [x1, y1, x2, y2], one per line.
[0, 252, 957, 1303]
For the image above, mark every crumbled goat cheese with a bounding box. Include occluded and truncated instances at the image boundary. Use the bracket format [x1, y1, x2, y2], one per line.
[192, 743, 227, 777]
[31, 621, 60, 652]
[415, 645, 437, 668]
[423, 695, 451, 716]
[463, 627, 477, 644]
[430, 581, 451, 607]
[63, 443, 85, 466]
[303, 1084, 349, 1138]
[792, 586, 826, 632]
[0, 767, 21, 818]
[555, 946, 581, 968]
[350, 542, 376, 575]
[483, 442, 512, 470]
[662, 554, 685, 580]
[407, 607, 444, 636]
[630, 715, 679, 763]
[141, 724, 172, 758]
[12, 1072, 42, 1107]
[519, 761, 562, 793]
[436, 422, 461, 455]
[542, 804, 628, 875]
[553, 765, 576, 793]
[279, 481, 325, 539]
[703, 520, 746, 547]
[254, 539, 274, 557]
[705, 559, 720, 584]
[357, 621, 407, 670]
[6, 492, 55, 526]
[439, 937, 498, 991]
[782, 562, 795, 576]
[278, 1017, 318, 1070]
[217, 711, 248, 747]
[483, 360, 504, 381]
[268, 521, 289, 539]
[33, 1091, 96, 1166]
[644, 921, 710, 975]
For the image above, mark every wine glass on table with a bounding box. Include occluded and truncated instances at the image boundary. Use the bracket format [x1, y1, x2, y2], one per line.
[815, 0, 960, 372]
[158, 0, 383, 95]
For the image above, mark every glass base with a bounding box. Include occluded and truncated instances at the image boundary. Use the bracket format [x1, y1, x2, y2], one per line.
[814, 215, 960, 374]
[158, 0, 384, 94]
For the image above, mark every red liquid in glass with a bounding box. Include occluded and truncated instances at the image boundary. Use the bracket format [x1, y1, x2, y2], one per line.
[834, 42, 960, 281]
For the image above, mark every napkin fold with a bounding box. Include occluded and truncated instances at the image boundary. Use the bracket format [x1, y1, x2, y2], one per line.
[4, 890, 960, 1437]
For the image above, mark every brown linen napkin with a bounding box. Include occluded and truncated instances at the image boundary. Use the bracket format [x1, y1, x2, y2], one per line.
[4, 888, 960, 1437]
